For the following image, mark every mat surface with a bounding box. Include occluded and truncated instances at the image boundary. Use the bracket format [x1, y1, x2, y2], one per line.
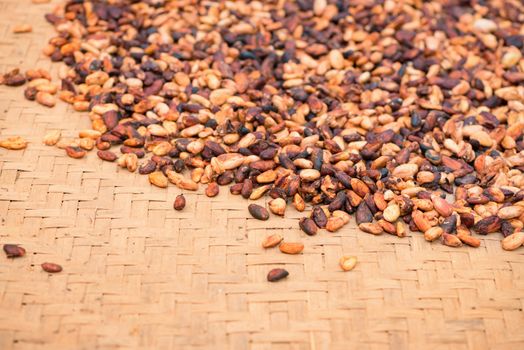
[1, 1, 524, 349]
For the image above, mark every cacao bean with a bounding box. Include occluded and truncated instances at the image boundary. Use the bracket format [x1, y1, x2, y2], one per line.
[267, 268, 289, 282]
[248, 204, 269, 220]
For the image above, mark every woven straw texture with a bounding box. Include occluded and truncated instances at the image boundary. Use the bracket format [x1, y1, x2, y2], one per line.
[1, 1, 524, 349]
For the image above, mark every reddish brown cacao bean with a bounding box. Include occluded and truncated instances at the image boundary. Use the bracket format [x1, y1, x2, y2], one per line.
[3, 244, 26, 258]
[174, 194, 186, 211]
[41, 262, 62, 273]
[267, 268, 289, 282]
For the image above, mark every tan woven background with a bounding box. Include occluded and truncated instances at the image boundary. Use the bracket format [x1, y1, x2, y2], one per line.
[1, 1, 524, 349]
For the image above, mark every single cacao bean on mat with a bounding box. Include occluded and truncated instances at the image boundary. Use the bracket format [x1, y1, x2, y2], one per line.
[326, 217, 346, 232]
[3, 244, 26, 258]
[356, 202, 373, 225]
[261, 234, 283, 248]
[43, 130, 60, 146]
[358, 223, 383, 235]
[267, 268, 289, 282]
[311, 206, 327, 228]
[339, 256, 357, 271]
[205, 182, 219, 197]
[0, 136, 28, 150]
[12, 24, 32, 33]
[457, 232, 481, 248]
[299, 218, 318, 236]
[139, 160, 157, 175]
[501, 232, 524, 251]
[229, 183, 243, 195]
[97, 150, 117, 162]
[65, 146, 86, 159]
[149, 171, 168, 188]
[248, 204, 269, 220]
[35, 91, 56, 107]
[268, 198, 286, 216]
[241, 179, 253, 199]
[5, 75, 26, 87]
[424, 227, 443, 242]
[442, 233, 462, 247]
[279, 242, 304, 254]
[174, 195, 186, 211]
[41, 262, 62, 273]
[24, 87, 38, 100]
[293, 194, 305, 212]
[473, 216, 501, 235]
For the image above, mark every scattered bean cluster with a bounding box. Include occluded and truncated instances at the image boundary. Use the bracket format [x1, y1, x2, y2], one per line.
[2, 244, 62, 273]
[2, 1, 524, 279]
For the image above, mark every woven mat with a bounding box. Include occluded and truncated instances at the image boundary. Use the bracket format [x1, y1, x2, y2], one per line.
[1, 1, 524, 349]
